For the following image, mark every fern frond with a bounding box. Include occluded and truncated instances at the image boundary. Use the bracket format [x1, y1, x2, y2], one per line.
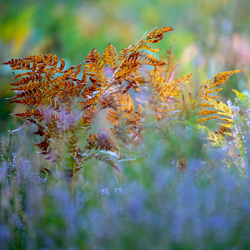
[93, 153, 120, 172]
[200, 70, 245, 102]
[107, 93, 135, 125]
[103, 44, 119, 69]
[86, 132, 118, 153]
[198, 70, 244, 137]
[197, 124, 224, 147]
[85, 49, 106, 84]
[146, 26, 173, 44]
[208, 98, 232, 119]
[9, 119, 35, 133]
[232, 89, 248, 101]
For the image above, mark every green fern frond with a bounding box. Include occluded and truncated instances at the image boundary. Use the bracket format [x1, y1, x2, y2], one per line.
[197, 124, 225, 147]
[232, 89, 248, 102]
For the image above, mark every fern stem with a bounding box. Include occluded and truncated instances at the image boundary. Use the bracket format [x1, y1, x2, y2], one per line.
[71, 127, 87, 196]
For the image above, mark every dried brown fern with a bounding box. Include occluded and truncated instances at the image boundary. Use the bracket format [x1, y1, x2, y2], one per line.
[198, 70, 244, 136]
[3, 26, 244, 191]
[3, 27, 175, 191]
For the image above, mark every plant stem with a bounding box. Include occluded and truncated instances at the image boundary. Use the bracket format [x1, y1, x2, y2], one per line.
[72, 127, 87, 196]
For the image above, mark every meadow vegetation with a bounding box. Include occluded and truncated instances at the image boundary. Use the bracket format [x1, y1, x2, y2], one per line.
[1, 26, 250, 249]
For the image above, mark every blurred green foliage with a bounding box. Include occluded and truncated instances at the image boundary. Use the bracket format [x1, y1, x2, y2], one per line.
[1, 0, 250, 131]
[1, 90, 250, 249]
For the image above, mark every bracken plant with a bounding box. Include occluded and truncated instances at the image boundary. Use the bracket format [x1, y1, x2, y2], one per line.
[2, 26, 245, 193]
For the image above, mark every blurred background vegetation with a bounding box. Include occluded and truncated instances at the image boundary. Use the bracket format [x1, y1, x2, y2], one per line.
[1, 0, 250, 131]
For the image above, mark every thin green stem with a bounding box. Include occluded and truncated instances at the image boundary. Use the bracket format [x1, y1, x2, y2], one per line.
[71, 127, 87, 196]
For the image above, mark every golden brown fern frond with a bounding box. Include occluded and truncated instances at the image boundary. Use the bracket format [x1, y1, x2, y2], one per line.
[200, 70, 244, 103]
[103, 43, 119, 70]
[85, 49, 106, 84]
[138, 64, 191, 121]
[86, 132, 118, 153]
[106, 93, 135, 125]
[146, 26, 173, 44]
[198, 70, 244, 136]
[8, 26, 244, 182]
[161, 74, 191, 100]
[3, 26, 178, 186]
[160, 44, 180, 82]
[117, 27, 173, 72]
